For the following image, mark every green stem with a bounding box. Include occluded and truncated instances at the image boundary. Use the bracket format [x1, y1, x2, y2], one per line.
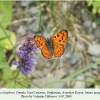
[50, 1, 57, 28]
[85, 7, 100, 24]
[0, 22, 14, 47]
[37, 1, 42, 32]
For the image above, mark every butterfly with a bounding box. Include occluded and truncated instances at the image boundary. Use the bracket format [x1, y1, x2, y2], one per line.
[34, 30, 68, 59]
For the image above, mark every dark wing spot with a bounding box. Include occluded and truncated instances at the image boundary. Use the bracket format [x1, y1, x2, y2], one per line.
[62, 36, 63, 40]
[62, 32, 65, 36]
[57, 34, 59, 37]
[59, 40, 61, 42]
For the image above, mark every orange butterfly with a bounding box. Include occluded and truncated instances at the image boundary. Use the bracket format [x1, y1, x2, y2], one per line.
[34, 30, 68, 59]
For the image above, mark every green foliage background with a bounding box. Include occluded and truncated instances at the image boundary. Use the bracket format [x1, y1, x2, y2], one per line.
[0, 1, 28, 88]
[87, 0, 100, 14]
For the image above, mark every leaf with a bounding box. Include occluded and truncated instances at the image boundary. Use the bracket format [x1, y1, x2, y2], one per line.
[6, 80, 29, 88]
[6, 81, 15, 88]
[0, 30, 16, 50]
[3, 66, 12, 80]
[0, 70, 3, 81]
[98, 8, 100, 14]
[93, 1, 100, 8]
[87, 1, 93, 6]
[15, 74, 29, 88]
[4, 69, 29, 88]
[0, 43, 6, 68]
[15, 81, 29, 88]
[6, 76, 29, 88]
[0, 1, 12, 28]
[92, 8, 97, 14]
[0, 28, 10, 39]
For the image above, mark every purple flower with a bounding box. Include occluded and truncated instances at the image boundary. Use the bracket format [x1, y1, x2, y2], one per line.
[14, 34, 38, 75]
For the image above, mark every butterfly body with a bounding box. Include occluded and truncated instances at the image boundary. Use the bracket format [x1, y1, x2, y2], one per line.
[46, 38, 54, 56]
[34, 30, 68, 59]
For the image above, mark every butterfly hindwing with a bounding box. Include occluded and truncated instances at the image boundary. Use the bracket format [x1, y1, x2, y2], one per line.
[51, 30, 68, 44]
[53, 43, 65, 57]
[41, 45, 51, 59]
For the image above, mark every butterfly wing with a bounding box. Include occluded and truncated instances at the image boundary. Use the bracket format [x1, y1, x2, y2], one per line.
[51, 30, 68, 44]
[53, 43, 64, 57]
[34, 35, 46, 48]
[34, 30, 68, 59]
[51, 30, 68, 58]
[34, 35, 51, 59]
[41, 46, 51, 59]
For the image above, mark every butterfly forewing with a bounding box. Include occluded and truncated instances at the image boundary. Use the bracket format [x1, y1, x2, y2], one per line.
[51, 30, 68, 44]
[34, 35, 46, 48]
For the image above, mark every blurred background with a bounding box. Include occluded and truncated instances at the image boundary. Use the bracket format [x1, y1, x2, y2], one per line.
[0, 1, 100, 88]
